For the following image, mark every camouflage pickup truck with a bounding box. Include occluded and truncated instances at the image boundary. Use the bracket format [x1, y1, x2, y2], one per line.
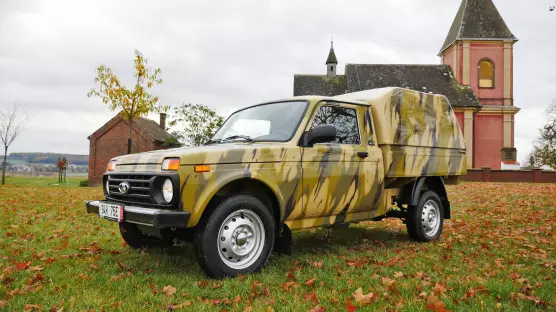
[86, 87, 466, 278]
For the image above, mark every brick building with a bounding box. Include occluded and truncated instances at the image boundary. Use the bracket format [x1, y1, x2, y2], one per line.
[88, 113, 173, 186]
[293, 0, 520, 169]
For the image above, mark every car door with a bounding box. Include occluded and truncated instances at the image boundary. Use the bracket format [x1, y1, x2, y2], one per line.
[301, 101, 375, 218]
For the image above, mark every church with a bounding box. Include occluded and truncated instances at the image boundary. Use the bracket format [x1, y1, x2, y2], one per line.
[293, 0, 520, 170]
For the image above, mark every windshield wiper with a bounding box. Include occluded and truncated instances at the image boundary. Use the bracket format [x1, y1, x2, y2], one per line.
[223, 135, 254, 142]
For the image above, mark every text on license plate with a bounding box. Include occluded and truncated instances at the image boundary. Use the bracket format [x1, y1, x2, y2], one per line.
[99, 203, 124, 222]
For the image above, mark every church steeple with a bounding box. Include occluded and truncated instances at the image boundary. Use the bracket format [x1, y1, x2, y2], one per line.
[439, 0, 517, 55]
[326, 40, 338, 77]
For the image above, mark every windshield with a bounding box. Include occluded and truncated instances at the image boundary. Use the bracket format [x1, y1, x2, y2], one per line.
[211, 101, 308, 143]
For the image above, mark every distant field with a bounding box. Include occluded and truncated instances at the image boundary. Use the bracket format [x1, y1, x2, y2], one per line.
[1, 175, 88, 187]
[0, 182, 554, 311]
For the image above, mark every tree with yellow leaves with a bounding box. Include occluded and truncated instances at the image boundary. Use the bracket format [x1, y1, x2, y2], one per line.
[87, 50, 166, 154]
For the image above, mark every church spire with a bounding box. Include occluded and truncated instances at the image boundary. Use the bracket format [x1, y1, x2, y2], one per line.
[439, 0, 517, 55]
[326, 39, 338, 77]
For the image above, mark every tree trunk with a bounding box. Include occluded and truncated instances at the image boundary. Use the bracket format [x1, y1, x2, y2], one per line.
[2, 146, 7, 185]
[128, 118, 133, 154]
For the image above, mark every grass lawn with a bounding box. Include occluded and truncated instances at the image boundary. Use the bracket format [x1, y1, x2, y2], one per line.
[2, 175, 87, 187]
[0, 179, 554, 311]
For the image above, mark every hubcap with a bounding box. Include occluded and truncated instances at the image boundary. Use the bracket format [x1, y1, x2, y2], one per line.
[218, 209, 265, 269]
[421, 199, 440, 236]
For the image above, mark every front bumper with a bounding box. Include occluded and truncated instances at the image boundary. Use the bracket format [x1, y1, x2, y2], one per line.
[86, 200, 190, 228]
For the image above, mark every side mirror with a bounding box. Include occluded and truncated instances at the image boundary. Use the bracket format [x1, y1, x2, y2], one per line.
[307, 124, 336, 146]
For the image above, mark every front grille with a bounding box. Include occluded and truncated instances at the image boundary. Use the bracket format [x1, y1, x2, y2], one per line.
[104, 173, 180, 209]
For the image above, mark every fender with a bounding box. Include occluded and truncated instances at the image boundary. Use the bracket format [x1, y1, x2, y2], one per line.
[403, 177, 451, 219]
[186, 170, 286, 227]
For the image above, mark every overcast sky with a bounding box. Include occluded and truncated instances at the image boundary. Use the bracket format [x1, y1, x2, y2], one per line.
[0, 0, 554, 162]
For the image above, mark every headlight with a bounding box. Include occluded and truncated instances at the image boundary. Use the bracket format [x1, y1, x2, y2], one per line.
[162, 158, 180, 171]
[162, 179, 173, 203]
[107, 160, 116, 171]
[105, 179, 110, 194]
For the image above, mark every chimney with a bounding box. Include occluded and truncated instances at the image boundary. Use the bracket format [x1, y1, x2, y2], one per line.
[159, 113, 167, 130]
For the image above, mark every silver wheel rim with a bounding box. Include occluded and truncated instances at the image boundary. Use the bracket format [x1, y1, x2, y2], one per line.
[422, 199, 440, 236]
[217, 209, 265, 270]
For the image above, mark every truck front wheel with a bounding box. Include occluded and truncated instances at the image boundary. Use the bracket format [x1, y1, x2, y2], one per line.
[406, 191, 444, 242]
[194, 195, 275, 278]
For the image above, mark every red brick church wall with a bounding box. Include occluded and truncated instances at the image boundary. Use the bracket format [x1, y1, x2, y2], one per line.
[88, 119, 158, 186]
[469, 43, 505, 105]
[475, 114, 504, 169]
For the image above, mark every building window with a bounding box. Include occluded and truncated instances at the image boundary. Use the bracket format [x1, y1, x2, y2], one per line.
[478, 59, 494, 88]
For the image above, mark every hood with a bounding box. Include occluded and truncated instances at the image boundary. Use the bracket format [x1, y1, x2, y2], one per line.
[111, 143, 295, 172]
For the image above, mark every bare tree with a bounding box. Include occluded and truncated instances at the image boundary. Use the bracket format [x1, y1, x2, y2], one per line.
[531, 101, 556, 169]
[0, 103, 29, 185]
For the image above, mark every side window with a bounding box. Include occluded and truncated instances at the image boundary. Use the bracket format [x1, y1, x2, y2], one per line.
[312, 105, 361, 145]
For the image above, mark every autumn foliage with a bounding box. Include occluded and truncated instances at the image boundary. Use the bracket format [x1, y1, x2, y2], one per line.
[0, 182, 554, 311]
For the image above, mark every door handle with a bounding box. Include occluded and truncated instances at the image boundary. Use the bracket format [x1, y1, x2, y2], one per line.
[357, 152, 369, 158]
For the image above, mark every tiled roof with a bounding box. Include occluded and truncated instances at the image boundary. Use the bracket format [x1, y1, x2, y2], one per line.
[88, 112, 172, 142]
[345, 64, 480, 107]
[133, 117, 172, 142]
[439, 0, 517, 54]
[293, 74, 348, 97]
[293, 64, 480, 107]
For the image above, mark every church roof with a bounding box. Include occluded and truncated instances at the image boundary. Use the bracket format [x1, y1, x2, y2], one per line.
[326, 44, 338, 64]
[293, 74, 347, 97]
[293, 64, 480, 107]
[439, 0, 517, 55]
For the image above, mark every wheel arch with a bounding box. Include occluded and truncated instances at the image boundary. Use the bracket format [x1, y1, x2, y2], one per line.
[188, 174, 285, 228]
[399, 176, 451, 219]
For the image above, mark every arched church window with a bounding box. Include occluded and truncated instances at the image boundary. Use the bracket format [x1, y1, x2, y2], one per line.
[478, 59, 494, 88]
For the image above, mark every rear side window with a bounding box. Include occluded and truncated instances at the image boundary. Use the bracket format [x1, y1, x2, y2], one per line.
[311, 105, 361, 145]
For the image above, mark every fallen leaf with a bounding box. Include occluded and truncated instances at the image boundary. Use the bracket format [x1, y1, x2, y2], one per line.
[381, 277, 396, 291]
[167, 301, 192, 310]
[309, 305, 325, 312]
[286, 271, 296, 281]
[305, 278, 317, 287]
[304, 291, 319, 304]
[312, 261, 323, 268]
[352, 288, 378, 305]
[0, 300, 6, 308]
[24, 304, 42, 311]
[346, 300, 357, 312]
[433, 283, 448, 295]
[243, 307, 253, 312]
[426, 294, 449, 312]
[197, 280, 209, 288]
[162, 285, 177, 297]
[282, 281, 296, 292]
[16, 262, 30, 271]
[394, 271, 405, 279]
[211, 282, 221, 289]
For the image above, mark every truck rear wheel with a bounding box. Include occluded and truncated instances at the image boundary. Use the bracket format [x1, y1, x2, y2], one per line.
[119, 222, 172, 249]
[406, 191, 444, 242]
[194, 195, 275, 278]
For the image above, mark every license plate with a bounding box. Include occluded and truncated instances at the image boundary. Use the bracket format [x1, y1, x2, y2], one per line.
[99, 203, 124, 222]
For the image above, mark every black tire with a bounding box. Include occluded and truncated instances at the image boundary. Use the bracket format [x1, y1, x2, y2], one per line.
[194, 195, 275, 278]
[406, 191, 444, 242]
[119, 222, 172, 249]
